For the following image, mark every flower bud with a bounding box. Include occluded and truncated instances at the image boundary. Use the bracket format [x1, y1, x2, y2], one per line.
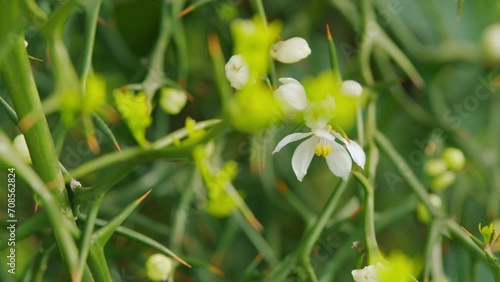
[159, 87, 187, 115]
[274, 77, 308, 112]
[146, 254, 173, 281]
[225, 54, 250, 89]
[24, 40, 28, 48]
[423, 159, 448, 177]
[430, 171, 456, 191]
[416, 194, 442, 223]
[340, 80, 363, 97]
[482, 23, 500, 63]
[441, 147, 465, 171]
[271, 37, 311, 64]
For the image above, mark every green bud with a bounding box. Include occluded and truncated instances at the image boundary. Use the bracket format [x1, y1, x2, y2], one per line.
[159, 88, 187, 115]
[482, 23, 500, 64]
[478, 223, 494, 244]
[416, 194, 441, 223]
[416, 201, 431, 224]
[441, 147, 465, 171]
[146, 254, 173, 281]
[84, 75, 106, 115]
[430, 171, 456, 191]
[423, 159, 448, 177]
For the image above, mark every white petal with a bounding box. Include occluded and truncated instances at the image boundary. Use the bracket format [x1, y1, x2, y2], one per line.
[340, 80, 363, 97]
[346, 140, 366, 169]
[291, 136, 318, 181]
[333, 133, 366, 169]
[225, 54, 250, 90]
[312, 127, 334, 141]
[325, 141, 352, 180]
[273, 132, 312, 154]
[274, 77, 308, 110]
[351, 269, 368, 282]
[352, 265, 378, 282]
[271, 37, 311, 64]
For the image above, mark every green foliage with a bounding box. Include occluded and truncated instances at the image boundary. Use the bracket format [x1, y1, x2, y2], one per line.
[113, 89, 152, 146]
[1, 0, 500, 281]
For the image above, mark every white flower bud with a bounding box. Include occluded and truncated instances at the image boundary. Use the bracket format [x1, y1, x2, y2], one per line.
[24, 40, 28, 48]
[352, 264, 378, 282]
[146, 254, 173, 281]
[482, 23, 500, 63]
[271, 37, 311, 64]
[159, 88, 187, 115]
[225, 54, 250, 89]
[441, 147, 465, 171]
[274, 77, 308, 111]
[340, 80, 363, 97]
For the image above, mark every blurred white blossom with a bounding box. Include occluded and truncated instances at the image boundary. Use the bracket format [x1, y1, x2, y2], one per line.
[271, 37, 311, 63]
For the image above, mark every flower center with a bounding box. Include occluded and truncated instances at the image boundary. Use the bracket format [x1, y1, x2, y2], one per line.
[315, 138, 331, 157]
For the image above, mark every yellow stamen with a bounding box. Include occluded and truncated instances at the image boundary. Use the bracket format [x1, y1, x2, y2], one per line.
[315, 143, 332, 157]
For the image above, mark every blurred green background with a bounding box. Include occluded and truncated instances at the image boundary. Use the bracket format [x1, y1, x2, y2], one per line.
[1, 0, 499, 281]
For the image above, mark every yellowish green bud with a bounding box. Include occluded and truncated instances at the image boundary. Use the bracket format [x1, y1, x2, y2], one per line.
[159, 88, 187, 115]
[478, 223, 494, 244]
[430, 171, 456, 191]
[424, 159, 448, 177]
[146, 254, 173, 281]
[482, 23, 500, 63]
[441, 147, 465, 171]
[416, 194, 442, 223]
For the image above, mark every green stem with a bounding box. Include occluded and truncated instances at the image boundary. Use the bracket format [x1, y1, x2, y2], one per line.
[352, 172, 383, 264]
[302, 257, 319, 282]
[300, 179, 350, 258]
[251, 0, 278, 88]
[80, 0, 103, 86]
[445, 220, 488, 264]
[264, 179, 350, 281]
[0, 36, 80, 279]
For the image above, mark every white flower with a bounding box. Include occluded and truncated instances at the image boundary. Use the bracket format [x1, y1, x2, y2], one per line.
[273, 119, 365, 181]
[340, 80, 363, 97]
[352, 265, 378, 282]
[274, 77, 308, 111]
[225, 54, 250, 89]
[271, 37, 311, 64]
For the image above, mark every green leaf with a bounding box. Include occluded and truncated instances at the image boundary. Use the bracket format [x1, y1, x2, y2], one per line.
[92, 190, 152, 246]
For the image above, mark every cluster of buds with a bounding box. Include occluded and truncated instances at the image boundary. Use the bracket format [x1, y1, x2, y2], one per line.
[424, 147, 465, 191]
